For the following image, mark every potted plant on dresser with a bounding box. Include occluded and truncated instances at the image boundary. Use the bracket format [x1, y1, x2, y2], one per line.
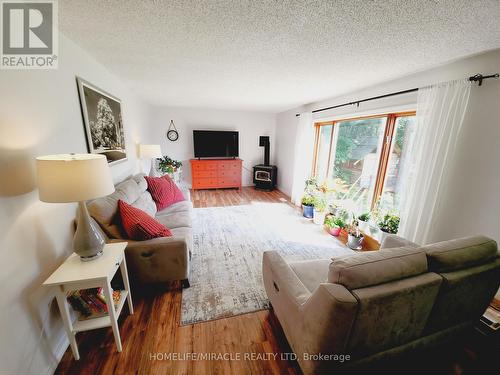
[301, 195, 315, 218]
[377, 214, 400, 242]
[324, 215, 346, 236]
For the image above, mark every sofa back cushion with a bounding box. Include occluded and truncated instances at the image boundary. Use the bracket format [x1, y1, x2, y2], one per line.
[422, 236, 500, 333]
[87, 174, 156, 239]
[346, 272, 442, 358]
[423, 235, 498, 272]
[328, 247, 428, 289]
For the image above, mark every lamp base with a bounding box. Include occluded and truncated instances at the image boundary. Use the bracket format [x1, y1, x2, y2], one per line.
[79, 250, 103, 262]
[74, 201, 106, 261]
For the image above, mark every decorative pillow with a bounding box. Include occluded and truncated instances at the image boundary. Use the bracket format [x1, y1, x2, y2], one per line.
[118, 200, 172, 240]
[144, 175, 185, 210]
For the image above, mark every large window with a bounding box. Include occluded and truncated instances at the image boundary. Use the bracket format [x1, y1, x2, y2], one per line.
[312, 112, 416, 214]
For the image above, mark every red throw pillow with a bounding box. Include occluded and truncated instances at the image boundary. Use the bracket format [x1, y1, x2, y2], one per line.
[144, 175, 185, 210]
[118, 200, 172, 240]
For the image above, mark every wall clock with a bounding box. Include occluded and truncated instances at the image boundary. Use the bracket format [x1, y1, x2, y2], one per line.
[166, 120, 179, 141]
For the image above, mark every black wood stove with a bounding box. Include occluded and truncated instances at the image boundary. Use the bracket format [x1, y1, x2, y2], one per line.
[253, 136, 277, 191]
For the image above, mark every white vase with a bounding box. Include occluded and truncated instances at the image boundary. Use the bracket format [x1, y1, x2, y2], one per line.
[313, 209, 326, 225]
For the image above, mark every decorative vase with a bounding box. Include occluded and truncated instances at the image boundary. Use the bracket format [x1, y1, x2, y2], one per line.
[173, 168, 182, 184]
[302, 205, 314, 218]
[348, 234, 364, 250]
[313, 209, 326, 225]
[327, 227, 341, 236]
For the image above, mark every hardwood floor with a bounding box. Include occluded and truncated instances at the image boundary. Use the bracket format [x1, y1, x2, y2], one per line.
[55, 187, 495, 375]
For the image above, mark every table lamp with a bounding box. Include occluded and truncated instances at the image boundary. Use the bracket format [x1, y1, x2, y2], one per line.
[139, 144, 162, 177]
[36, 154, 115, 261]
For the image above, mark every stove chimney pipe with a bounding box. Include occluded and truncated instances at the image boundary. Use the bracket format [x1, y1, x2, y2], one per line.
[259, 136, 270, 166]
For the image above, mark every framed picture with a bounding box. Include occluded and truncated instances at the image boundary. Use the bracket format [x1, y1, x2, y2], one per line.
[76, 77, 127, 164]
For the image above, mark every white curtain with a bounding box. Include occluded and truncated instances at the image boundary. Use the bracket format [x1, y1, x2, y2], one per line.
[399, 79, 471, 244]
[290, 112, 315, 206]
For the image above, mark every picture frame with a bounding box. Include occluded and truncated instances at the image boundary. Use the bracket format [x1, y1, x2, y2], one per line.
[76, 77, 127, 165]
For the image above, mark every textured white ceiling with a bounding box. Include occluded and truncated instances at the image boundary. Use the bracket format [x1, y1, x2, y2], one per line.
[60, 0, 500, 112]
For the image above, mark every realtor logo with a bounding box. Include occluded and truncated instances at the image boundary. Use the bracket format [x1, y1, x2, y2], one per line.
[1, 0, 58, 69]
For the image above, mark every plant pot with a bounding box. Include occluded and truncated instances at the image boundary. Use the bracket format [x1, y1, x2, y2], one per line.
[326, 226, 341, 236]
[348, 234, 364, 250]
[313, 209, 326, 225]
[302, 205, 314, 218]
[358, 220, 368, 233]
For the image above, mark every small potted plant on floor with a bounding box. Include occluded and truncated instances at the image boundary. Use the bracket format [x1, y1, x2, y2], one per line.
[377, 214, 400, 242]
[347, 218, 364, 250]
[312, 196, 327, 225]
[324, 215, 346, 236]
[301, 194, 315, 218]
[357, 212, 370, 233]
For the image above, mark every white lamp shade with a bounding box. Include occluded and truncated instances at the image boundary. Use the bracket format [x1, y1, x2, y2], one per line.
[36, 154, 115, 203]
[139, 144, 162, 158]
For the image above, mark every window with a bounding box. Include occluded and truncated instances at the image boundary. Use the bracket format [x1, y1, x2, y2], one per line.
[312, 112, 416, 214]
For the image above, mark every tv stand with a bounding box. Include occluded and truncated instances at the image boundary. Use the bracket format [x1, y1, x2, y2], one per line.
[190, 158, 242, 191]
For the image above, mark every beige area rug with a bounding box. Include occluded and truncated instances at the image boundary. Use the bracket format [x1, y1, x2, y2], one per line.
[181, 202, 352, 325]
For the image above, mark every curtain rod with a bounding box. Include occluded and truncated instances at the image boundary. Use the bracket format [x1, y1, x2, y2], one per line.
[295, 73, 499, 117]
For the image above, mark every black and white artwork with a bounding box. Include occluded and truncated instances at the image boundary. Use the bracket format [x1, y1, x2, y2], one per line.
[76, 77, 126, 164]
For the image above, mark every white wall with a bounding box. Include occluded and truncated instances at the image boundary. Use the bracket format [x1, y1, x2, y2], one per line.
[0, 34, 150, 375]
[275, 48, 500, 245]
[148, 106, 276, 186]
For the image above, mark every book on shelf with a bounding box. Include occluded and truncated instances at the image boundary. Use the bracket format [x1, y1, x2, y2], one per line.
[66, 288, 122, 321]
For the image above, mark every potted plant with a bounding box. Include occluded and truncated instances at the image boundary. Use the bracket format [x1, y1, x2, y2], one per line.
[324, 215, 346, 236]
[347, 219, 364, 250]
[301, 195, 315, 218]
[158, 156, 183, 182]
[377, 214, 400, 242]
[357, 212, 370, 232]
[312, 196, 327, 225]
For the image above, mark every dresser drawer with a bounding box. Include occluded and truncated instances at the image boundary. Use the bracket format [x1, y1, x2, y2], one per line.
[218, 161, 241, 170]
[193, 170, 218, 178]
[219, 177, 241, 187]
[217, 169, 240, 178]
[193, 178, 218, 189]
[191, 162, 218, 171]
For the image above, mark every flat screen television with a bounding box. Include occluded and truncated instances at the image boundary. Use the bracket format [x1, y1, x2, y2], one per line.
[193, 130, 239, 158]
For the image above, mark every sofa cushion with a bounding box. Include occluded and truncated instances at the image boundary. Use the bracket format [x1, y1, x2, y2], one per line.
[87, 189, 127, 239]
[289, 259, 331, 293]
[328, 247, 428, 289]
[145, 175, 185, 210]
[132, 191, 157, 217]
[118, 200, 172, 240]
[158, 200, 193, 215]
[423, 235, 498, 272]
[156, 210, 192, 229]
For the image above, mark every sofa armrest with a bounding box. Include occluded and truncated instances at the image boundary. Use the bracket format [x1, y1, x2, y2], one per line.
[262, 251, 311, 307]
[116, 236, 190, 283]
[299, 283, 358, 373]
[380, 234, 419, 249]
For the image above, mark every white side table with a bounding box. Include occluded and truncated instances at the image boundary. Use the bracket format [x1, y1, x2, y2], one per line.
[43, 242, 133, 360]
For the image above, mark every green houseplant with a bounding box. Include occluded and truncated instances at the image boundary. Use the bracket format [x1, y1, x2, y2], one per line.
[324, 215, 346, 237]
[378, 214, 400, 234]
[158, 156, 183, 182]
[301, 195, 315, 218]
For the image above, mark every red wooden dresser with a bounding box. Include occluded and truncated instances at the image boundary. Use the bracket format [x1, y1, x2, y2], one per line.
[190, 158, 242, 190]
